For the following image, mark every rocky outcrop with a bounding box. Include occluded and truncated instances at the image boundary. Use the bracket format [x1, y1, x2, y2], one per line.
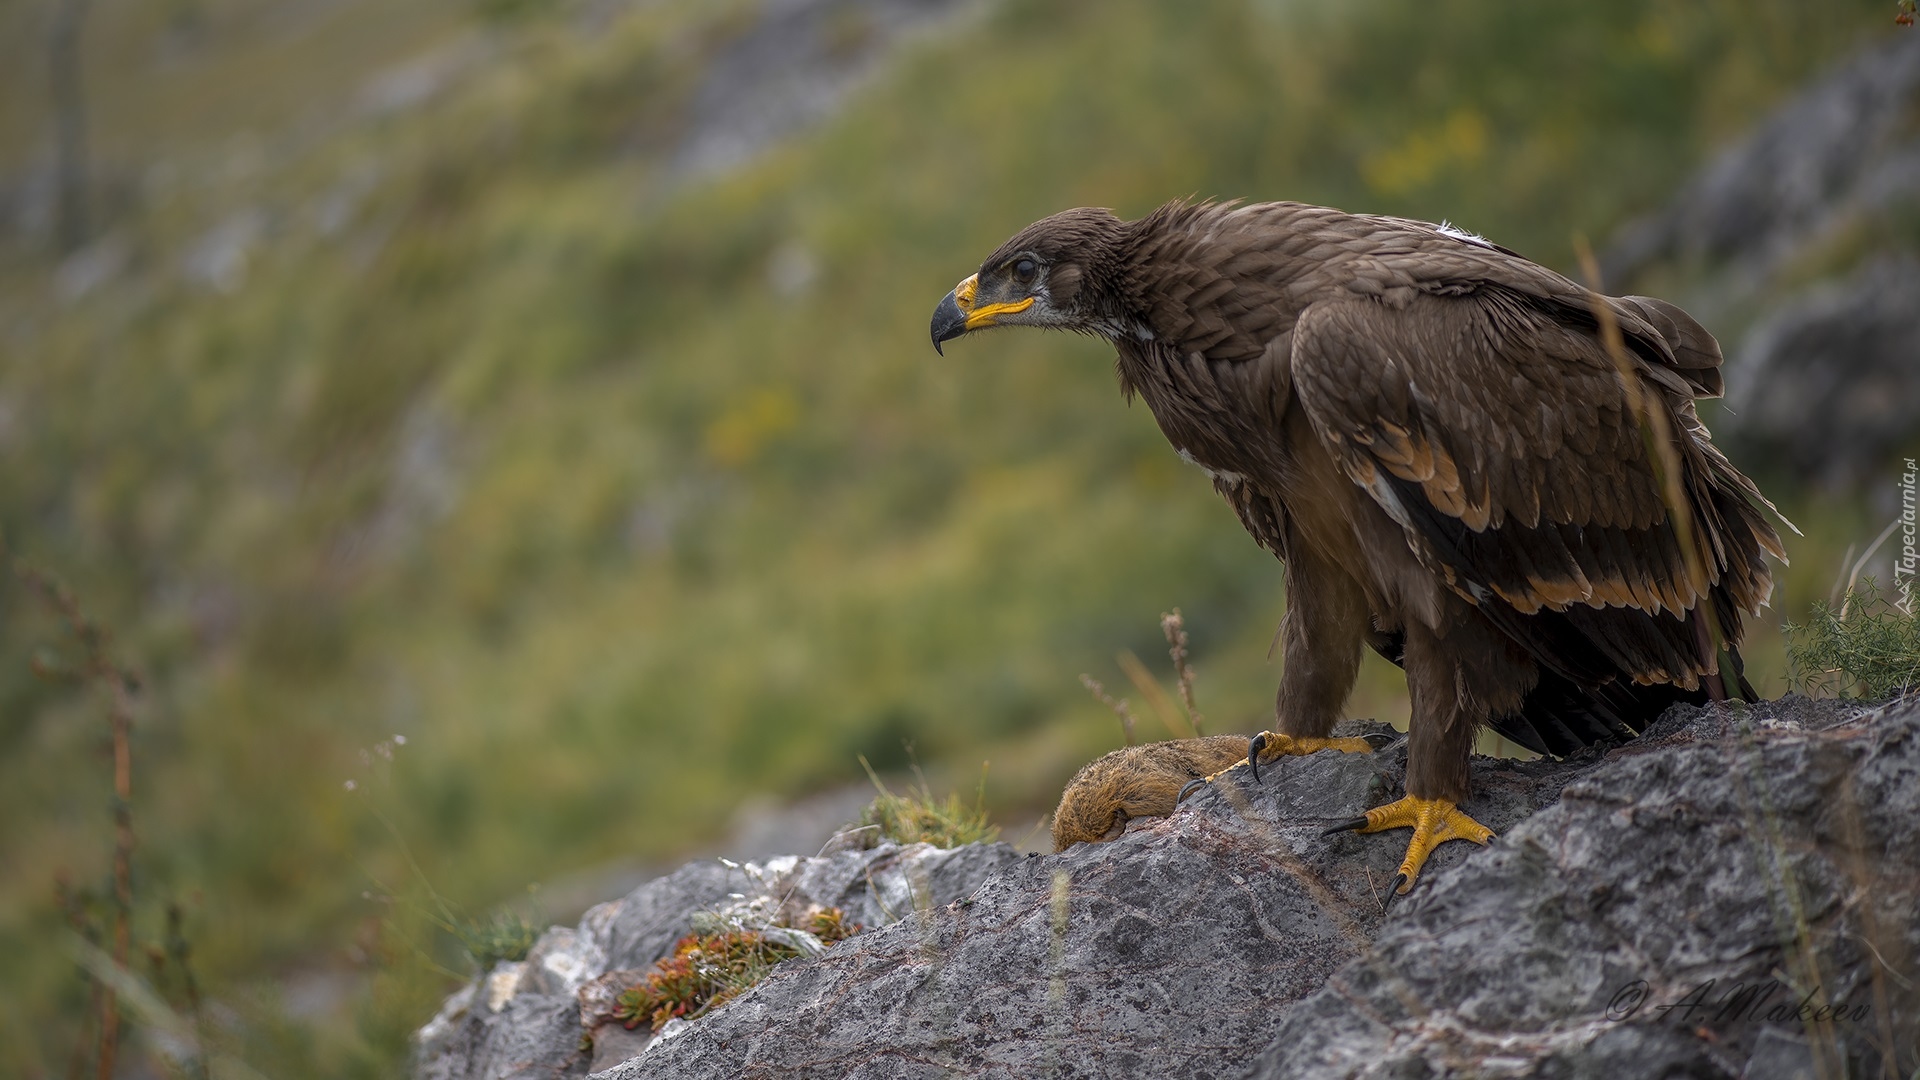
[1601, 36, 1920, 492]
[1722, 255, 1920, 489]
[1247, 696, 1920, 1079]
[669, 0, 984, 177]
[1602, 37, 1920, 285]
[414, 840, 1023, 1077]
[415, 697, 1920, 1079]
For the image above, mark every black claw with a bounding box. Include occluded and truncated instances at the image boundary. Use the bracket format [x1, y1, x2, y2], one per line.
[1322, 817, 1371, 836]
[1177, 778, 1207, 803]
[1247, 733, 1267, 782]
[1384, 873, 1409, 910]
[1361, 731, 1404, 751]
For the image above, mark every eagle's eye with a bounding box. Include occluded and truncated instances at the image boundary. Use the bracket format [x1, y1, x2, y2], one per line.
[1011, 257, 1038, 286]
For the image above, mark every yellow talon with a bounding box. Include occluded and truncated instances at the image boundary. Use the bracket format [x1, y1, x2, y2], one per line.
[1330, 795, 1493, 894]
[1254, 733, 1376, 760]
[1239, 730, 1374, 782]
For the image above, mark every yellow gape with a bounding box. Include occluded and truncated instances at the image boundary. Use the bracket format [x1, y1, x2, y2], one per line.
[950, 273, 1034, 330]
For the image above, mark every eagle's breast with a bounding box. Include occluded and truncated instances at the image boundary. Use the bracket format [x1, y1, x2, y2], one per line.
[1115, 336, 1295, 494]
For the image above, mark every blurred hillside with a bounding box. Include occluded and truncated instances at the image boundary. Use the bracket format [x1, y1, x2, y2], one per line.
[0, 0, 1903, 1074]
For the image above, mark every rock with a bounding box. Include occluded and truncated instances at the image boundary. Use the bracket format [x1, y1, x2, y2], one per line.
[669, 0, 985, 178]
[1602, 37, 1920, 285]
[416, 698, 1920, 1080]
[413, 839, 1023, 1078]
[1598, 37, 1920, 490]
[1245, 696, 1918, 1079]
[1722, 255, 1920, 489]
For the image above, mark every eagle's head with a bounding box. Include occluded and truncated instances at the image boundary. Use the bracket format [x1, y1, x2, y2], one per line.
[930, 207, 1125, 354]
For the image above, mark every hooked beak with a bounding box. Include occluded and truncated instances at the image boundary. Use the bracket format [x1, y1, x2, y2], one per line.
[931, 286, 967, 355]
[930, 273, 1035, 354]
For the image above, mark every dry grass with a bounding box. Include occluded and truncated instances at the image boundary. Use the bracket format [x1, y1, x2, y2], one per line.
[1161, 609, 1206, 735]
[855, 757, 999, 849]
[1078, 674, 1139, 746]
[9, 545, 221, 1079]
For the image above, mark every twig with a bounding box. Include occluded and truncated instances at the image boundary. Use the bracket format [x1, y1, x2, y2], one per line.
[1016, 814, 1051, 852]
[863, 867, 900, 924]
[56, 874, 101, 1080]
[1160, 609, 1205, 735]
[1363, 866, 1391, 916]
[1078, 674, 1137, 745]
[63, 934, 273, 1080]
[163, 902, 209, 1080]
[1838, 518, 1903, 620]
[1116, 649, 1197, 738]
[1573, 237, 1727, 700]
[1830, 542, 1858, 609]
[12, 550, 140, 1077]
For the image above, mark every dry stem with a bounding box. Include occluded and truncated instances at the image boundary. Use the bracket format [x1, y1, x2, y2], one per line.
[1572, 236, 1727, 700]
[12, 550, 141, 1077]
[1160, 609, 1205, 735]
[1078, 674, 1138, 745]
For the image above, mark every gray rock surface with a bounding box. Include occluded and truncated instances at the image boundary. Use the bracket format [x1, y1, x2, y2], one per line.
[1247, 696, 1919, 1079]
[416, 698, 1920, 1080]
[669, 0, 985, 178]
[1723, 256, 1920, 490]
[1598, 36, 1920, 491]
[1603, 37, 1920, 284]
[414, 840, 1022, 1078]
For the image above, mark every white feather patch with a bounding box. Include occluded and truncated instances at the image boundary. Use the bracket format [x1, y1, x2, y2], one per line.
[1177, 448, 1244, 486]
[1362, 469, 1415, 530]
[1435, 220, 1495, 248]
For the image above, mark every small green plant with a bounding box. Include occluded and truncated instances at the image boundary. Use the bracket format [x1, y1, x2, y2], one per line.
[610, 907, 857, 1031]
[855, 756, 999, 849]
[454, 909, 545, 970]
[1783, 580, 1920, 699]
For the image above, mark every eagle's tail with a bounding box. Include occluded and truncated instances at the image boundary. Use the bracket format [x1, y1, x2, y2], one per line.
[1368, 620, 1754, 760]
[1489, 668, 1708, 757]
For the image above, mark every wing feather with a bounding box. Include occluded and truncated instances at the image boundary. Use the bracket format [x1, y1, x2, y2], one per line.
[1290, 290, 1782, 689]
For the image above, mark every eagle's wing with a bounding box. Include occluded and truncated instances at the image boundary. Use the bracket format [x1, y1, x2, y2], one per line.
[1289, 285, 1783, 694]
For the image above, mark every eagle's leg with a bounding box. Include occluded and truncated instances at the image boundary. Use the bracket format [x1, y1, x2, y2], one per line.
[1244, 732, 1375, 780]
[1240, 547, 1374, 781]
[1325, 795, 1493, 895]
[1327, 618, 1519, 893]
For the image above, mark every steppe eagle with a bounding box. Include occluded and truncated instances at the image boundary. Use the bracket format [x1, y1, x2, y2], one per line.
[930, 201, 1786, 893]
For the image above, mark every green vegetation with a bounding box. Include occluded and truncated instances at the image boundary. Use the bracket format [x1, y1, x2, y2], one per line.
[856, 756, 1000, 849]
[0, 0, 1900, 1074]
[1785, 581, 1920, 700]
[610, 906, 856, 1033]
[453, 909, 545, 972]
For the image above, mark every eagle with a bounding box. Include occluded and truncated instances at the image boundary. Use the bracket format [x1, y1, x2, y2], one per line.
[930, 201, 1787, 894]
